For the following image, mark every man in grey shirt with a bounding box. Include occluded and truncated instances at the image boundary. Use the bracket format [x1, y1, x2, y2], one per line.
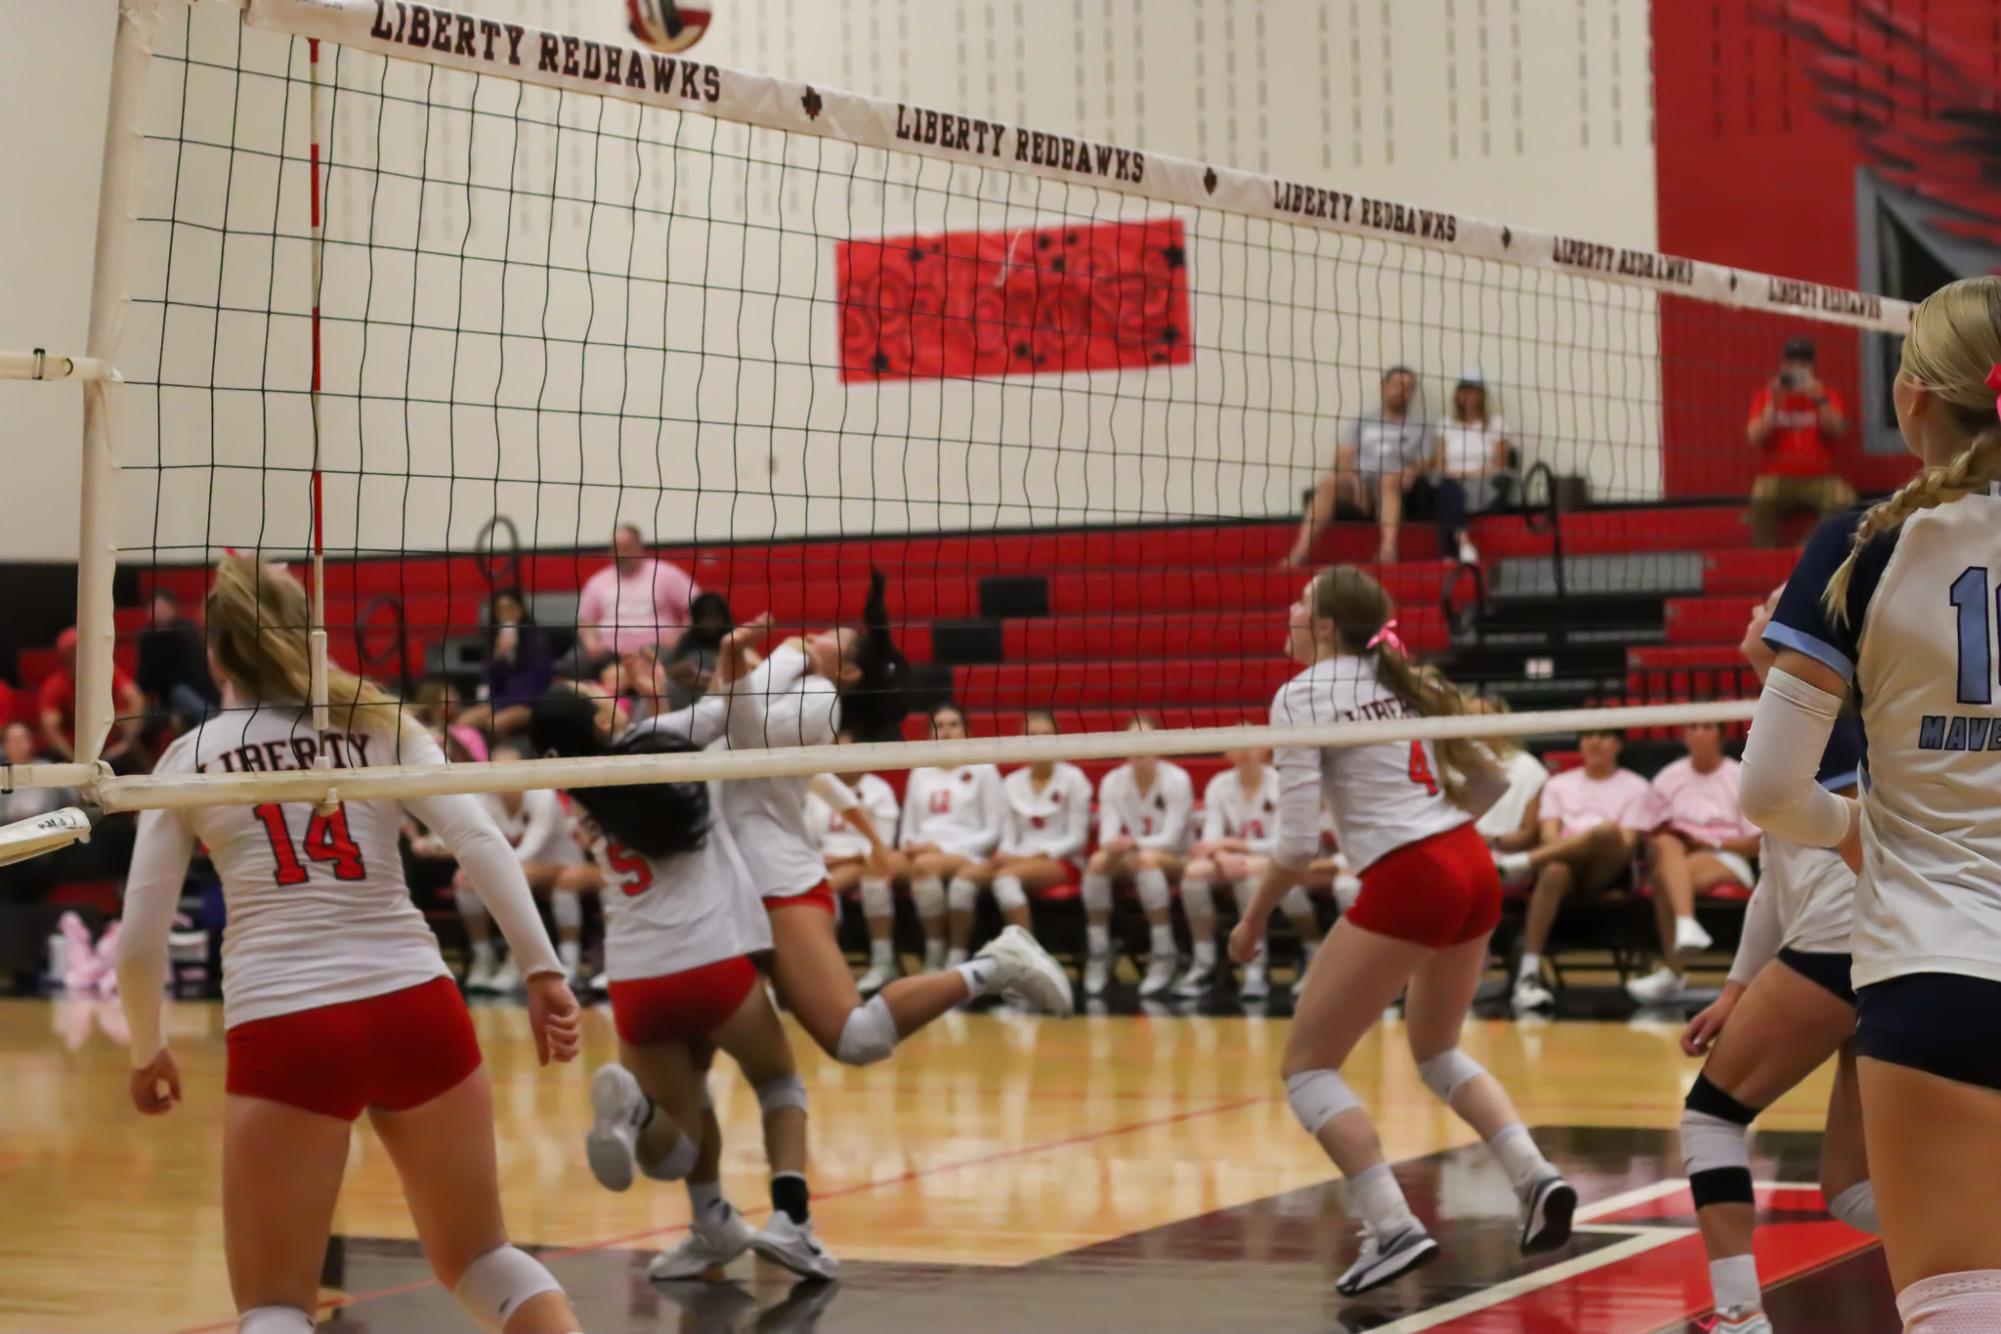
[1285, 365, 1430, 565]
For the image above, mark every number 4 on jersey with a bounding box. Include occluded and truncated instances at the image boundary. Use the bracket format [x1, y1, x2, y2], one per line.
[1408, 740, 1440, 796]
[254, 803, 367, 885]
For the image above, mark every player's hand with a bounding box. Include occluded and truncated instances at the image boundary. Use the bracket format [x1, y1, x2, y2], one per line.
[866, 838, 893, 879]
[129, 1049, 182, 1115]
[1227, 913, 1267, 966]
[1680, 983, 1743, 1057]
[526, 972, 582, 1066]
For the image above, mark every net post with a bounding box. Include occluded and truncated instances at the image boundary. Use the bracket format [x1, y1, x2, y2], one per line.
[74, 0, 160, 772]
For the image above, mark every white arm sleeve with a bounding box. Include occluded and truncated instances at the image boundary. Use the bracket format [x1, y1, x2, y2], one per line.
[1740, 667, 1852, 848]
[621, 693, 728, 747]
[1271, 747, 1323, 871]
[1728, 869, 1784, 988]
[115, 806, 196, 1065]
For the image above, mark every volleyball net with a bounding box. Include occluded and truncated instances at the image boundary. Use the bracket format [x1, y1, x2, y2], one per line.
[5, 0, 1907, 814]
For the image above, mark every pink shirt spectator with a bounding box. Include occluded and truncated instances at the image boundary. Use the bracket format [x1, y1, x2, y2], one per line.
[1539, 766, 1653, 840]
[1644, 756, 1758, 848]
[577, 557, 699, 657]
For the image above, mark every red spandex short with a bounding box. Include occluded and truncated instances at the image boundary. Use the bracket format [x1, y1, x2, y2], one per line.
[1344, 823, 1502, 949]
[608, 955, 759, 1046]
[764, 879, 838, 915]
[225, 975, 482, 1122]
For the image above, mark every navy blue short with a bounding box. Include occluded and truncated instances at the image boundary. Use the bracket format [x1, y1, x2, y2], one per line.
[1855, 972, 2001, 1093]
[1778, 948, 1856, 1007]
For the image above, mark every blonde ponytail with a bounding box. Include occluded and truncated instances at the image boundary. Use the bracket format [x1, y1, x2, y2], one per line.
[206, 554, 402, 733]
[1826, 275, 2001, 623]
[1311, 565, 1499, 808]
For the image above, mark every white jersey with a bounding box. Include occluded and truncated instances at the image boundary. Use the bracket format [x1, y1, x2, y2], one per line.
[483, 787, 584, 866]
[1769, 497, 2001, 987]
[1200, 766, 1281, 855]
[587, 796, 771, 982]
[1269, 656, 1469, 872]
[138, 710, 462, 1028]
[1475, 748, 1548, 842]
[712, 645, 845, 897]
[1097, 760, 1194, 852]
[999, 762, 1094, 861]
[900, 765, 1006, 859]
[809, 773, 900, 862]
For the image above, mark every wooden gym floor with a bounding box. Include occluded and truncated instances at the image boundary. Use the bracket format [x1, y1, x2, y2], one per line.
[0, 994, 1892, 1333]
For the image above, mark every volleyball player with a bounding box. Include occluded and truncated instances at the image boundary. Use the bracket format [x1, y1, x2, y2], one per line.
[1740, 276, 2001, 1333]
[1230, 566, 1574, 1295]
[531, 695, 836, 1281]
[805, 739, 906, 994]
[1083, 717, 1195, 998]
[114, 556, 585, 1334]
[900, 702, 1007, 968]
[707, 576, 1073, 1084]
[1176, 748, 1319, 999]
[989, 709, 1092, 942]
[1678, 589, 1873, 1334]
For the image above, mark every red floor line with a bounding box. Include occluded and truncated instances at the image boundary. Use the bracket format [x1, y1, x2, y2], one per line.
[166, 1091, 1270, 1334]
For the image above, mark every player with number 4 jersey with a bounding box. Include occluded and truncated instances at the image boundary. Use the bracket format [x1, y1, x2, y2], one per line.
[1231, 566, 1574, 1300]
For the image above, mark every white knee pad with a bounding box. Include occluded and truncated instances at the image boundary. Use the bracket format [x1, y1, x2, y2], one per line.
[992, 875, 1028, 913]
[1280, 884, 1313, 918]
[911, 875, 945, 921]
[1827, 1179, 1879, 1234]
[859, 876, 893, 920]
[1284, 1068, 1360, 1136]
[457, 889, 490, 922]
[947, 876, 979, 913]
[1179, 876, 1214, 919]
[1898, 1271, 2001, 1332]
[1081, 872, 1112, 915]
[756, 1073, 808, 1114]
[1135, 867, 1171, 912]
[1416, 1048, 1486, 1105]
[640, 1131, 699, 1182]
[834, 994, 899, 1066]
[238, 1308, 315, 1334]
[551, 890, 582, 931]
[454, 1245, 563, 1333]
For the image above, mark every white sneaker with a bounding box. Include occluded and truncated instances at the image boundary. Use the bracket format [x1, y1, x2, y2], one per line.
[485, 958, 522, 993]
[585, 1063, 649, 1193]
[1625, 965, 1686, 1005]
[750, 1211, 841, 1281]
[1171, 959, 1215, 998]
[1519, 1174, 1576, 1254]
[1712, 1306, 1773, 1334]
[977, 924, 1076, 1017]
[1239, 960, 1271, 1000]
[1674, 915, 1714, 960]
[1458, 535, 1480, 565]
[855, 960, 897, 996]
[1512, 976, 1555, 1012]
[1335, 1223, 1439, 1297]
[463, 951, 499, 992]
[648, 1203, 753, 1280]
[1138, 951, 1179, 998]
[1082, 952, 1111, 997]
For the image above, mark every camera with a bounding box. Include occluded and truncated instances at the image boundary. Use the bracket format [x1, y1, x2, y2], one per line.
[1778, 368, 1802, 389]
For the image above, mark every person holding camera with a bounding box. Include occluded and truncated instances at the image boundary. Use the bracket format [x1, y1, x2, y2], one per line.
[1745, 337, 1854, 548]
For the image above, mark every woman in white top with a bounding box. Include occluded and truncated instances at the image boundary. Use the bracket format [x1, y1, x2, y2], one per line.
[1229, 566, 1573, 1297]
[990, 710, 1094, 941]
[1433, 373, 1513, 565]
[114, 556, 583, 1334]
[1675, 590, 1873, 1333]
[899, 702, 1007, 969]
[805, 735, 906, 995]
[1739, 278, 2001, 1333]
[1082, 716, 1196, 999]
[531, 693, 837, 1282]
[1464, 695, 1548, 879]
[1176, 748, 1322, 1001]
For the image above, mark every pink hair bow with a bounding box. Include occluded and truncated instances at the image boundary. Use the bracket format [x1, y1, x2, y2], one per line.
[1987, 364, 2001, 420]
[1367, 618, 1406, 655]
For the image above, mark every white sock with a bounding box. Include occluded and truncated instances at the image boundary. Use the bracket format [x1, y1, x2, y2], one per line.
[1086, 923, 1110, 958]
[687, 1177, 725, 1223]
[1517, 952, 1542, 983]
[1193, 939, 1217, 967]
[869, 936, 895, 967]
[1149, 923, 1176, 959]
[1487, 1123, 1556, 1195]
[237, 1308, 314, 1334]
[946, 947, 968, 968]
[1710, 1252, 1762, 1313]
[1348, 1162, 1419, 1235]
[558, 939, 582, 971]
[955, 956, 999, 999]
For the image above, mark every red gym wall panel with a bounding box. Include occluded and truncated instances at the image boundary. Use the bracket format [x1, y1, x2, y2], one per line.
[836, 217, 1193, 383]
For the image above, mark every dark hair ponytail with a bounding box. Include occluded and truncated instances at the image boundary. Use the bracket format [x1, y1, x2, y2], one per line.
[528, 692, 709, 859]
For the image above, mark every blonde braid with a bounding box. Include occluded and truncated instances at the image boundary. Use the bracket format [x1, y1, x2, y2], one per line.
[1824, 425, 2001, 624]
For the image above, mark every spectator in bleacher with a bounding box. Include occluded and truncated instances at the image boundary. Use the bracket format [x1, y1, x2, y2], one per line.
[1745, 337, 1853, 548]
[454, 589, 552, 741]
[1285, 365, 1430, 567]
[1624, 721, 1763, 1005]
[571, 523, 700, 677]
[136, 589, 218, 731]
[1467, 695, 1548, 868]
[38, 627, 147, 769]
[1501, 729, 1654, 1012]
[1433, 371, 1515, 565]
[663, 591, 733, 710]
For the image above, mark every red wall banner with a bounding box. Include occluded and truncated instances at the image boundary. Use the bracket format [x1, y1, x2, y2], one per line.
[836, 217, 1193, 383]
